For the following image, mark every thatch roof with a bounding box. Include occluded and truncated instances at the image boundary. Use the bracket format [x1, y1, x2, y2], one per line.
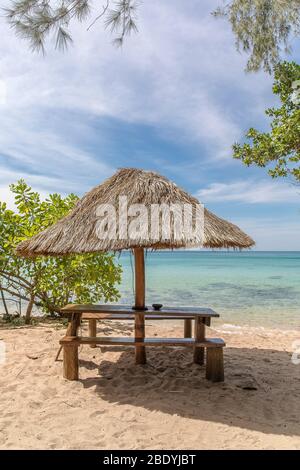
[16, 168, 254, 257]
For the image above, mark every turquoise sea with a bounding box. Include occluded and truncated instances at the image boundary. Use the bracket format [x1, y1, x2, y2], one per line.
[117, 251, 300, 330]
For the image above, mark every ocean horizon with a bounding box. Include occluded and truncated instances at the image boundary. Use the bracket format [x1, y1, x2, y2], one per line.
[117, 250, 300, 330]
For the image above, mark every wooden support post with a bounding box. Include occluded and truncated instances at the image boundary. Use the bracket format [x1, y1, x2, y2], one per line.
[63, 342, 79, 380]
[134, 247, 146, 364]
[193, 317, 205, 365]
[62, 313, 81, 380]
[135, 312, 146, 364]
[70, 312, 81, 336]
[184, 319, 192, 338]
[55, 321, 72, 361]
[88, 318, 97, 348]
[206, 348, 224, 382]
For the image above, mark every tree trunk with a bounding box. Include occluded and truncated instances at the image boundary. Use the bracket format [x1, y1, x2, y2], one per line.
[134, 247, 146, 364]
[25, 293, 35, 325]
[0, 286, 9, 316]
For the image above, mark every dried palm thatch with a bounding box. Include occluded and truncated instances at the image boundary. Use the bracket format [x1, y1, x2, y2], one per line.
[16, 168, 254, 257]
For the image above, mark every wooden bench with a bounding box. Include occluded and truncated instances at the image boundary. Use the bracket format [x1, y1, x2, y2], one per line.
[81, 312, 212, 346]
[60, 304, 225, 383]
[60, 335, 225, 382]
[60, 336, 225, 347]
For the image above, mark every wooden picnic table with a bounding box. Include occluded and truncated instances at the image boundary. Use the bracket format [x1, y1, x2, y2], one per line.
[61, 304, 220, 316]
[59, 304, 225, 383]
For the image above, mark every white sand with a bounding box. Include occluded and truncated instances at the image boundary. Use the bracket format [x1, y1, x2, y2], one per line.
[0, 320, 299, 450]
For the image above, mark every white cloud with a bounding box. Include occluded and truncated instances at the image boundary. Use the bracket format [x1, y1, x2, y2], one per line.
[0, 80, 6, 105]
[196, 179, 300, 204]
[233, 217, 300, 251]
[0, 0, 273, 183]
[0, 185, 17, 209]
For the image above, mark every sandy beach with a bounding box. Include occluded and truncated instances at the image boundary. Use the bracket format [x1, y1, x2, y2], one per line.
[0, 320, 299, 450]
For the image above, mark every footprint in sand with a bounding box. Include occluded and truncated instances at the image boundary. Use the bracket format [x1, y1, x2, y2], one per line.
[28, 400, 43, 409]
[41, 387, 58, 400]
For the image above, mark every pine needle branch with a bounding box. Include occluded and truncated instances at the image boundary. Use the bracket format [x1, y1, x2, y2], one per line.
[5, 0, 139, 53]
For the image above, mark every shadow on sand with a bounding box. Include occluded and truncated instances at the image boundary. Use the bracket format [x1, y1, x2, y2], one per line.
[78, 345, 300, 438]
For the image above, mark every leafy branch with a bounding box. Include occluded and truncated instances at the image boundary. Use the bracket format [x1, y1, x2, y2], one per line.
[233, 61, 300, 181]
[5, 0, 139, 53]
[213, 0, 300, 73]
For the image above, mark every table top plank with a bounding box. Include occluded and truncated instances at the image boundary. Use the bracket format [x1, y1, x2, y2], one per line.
[61, 304, 219, 318]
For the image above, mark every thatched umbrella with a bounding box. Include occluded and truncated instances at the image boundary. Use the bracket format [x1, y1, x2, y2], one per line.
[16, 168, 254, 362]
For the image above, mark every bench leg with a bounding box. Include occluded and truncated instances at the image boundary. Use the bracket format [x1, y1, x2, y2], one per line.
[206, 348, 224, 382]
[62, 313, 81, 380]
[193, 317, 205, 365]
[63, 343, 79, 380]
[88, 319, 97, 348]
[135, 313, 146, 365]
[184, 319, 192, 338]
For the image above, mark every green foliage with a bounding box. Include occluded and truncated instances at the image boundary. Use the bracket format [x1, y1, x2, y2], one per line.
[0, 181, 121, 322]
[233, 61, 300, 181]
[5, 0, 138, 53]
[214, 1, 300, 73]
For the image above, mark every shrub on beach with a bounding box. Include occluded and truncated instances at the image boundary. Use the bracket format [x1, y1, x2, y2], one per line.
[0, 180, 122, 324]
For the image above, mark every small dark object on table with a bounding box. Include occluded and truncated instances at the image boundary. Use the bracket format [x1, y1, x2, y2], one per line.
[152, 303, 163, 311]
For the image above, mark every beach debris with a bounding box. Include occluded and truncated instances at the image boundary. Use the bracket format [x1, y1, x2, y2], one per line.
[238, 379, 258, 391]
[242, 384, 258, 391]
[15, 366, 26, 377]
[26, 354, 39, 360]
[55, 346, 63, 361]
[62, 401, 77, 408]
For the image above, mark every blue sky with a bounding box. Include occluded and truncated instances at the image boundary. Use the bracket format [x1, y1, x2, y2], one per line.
[0, 0, 299, 250]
